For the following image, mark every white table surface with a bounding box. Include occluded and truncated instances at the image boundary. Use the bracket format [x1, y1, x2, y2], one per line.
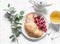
[0, 0, 60, 44]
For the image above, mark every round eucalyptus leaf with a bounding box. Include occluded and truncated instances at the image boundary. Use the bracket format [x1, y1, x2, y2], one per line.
[20, 11, 24, 15]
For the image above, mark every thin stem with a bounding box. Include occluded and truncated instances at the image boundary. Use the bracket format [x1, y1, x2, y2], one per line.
[15, 37, 19, 44]
[13, 34, 19, 44]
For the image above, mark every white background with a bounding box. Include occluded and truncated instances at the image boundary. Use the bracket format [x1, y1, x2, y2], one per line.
[0, 0, 60, 44]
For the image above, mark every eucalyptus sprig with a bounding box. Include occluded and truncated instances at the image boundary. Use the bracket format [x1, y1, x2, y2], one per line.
[4, 4, 24, 42]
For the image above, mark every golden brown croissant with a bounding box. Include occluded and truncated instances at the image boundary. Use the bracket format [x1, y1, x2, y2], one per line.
[24, 12, 44, 38]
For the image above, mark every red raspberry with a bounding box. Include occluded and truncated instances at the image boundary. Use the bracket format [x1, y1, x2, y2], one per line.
[43, 21, 45, 23]
[40, 20, 43, 24]
[43, 24, 46, 28]
[34, 20, 37, 23]
[37, 16, 40, 19]
[34, 17, 37, 20]
[41, 17, 44, 20]
[43, 28, 47, 32]
[42, 19, 45, 23]
[37, 19, 40, 23]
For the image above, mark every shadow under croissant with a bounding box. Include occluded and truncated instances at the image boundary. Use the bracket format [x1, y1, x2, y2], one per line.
[21, 32, 46, 42]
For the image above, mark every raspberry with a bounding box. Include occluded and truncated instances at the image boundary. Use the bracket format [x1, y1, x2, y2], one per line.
[43, 21, 45, 23]
[34, 17, 37, 20]
[37, 19, 40, 23]
[40, 20, 43, 24]
[43, 28, 47, 32]
[41, 18, 44, 20]
[43, 24, 46, 28]
[34, 20, 37, 23]
[37, 16, 40, 19]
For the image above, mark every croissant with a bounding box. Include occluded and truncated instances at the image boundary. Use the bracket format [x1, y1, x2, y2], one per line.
[24, 12, 44, 38]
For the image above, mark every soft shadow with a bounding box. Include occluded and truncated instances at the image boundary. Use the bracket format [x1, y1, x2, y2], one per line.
[49, 23, 60, 32]
[21, 33, 46, 42]
[35, 8, 47, 15]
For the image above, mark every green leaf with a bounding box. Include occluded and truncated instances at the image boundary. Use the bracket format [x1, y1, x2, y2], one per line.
[11, 24, 17, 29]
[19, 16, 23, 20]
[8, 4, 10, 7]
[5, 12, 11, 18]
[10, 10, 16, 14]
[4, 9, 9, 11]
[17, 26, 22, 29]
[9, 7, 15, 12]
[14, 21, 19, 24]
[19, 23, 22, 25]
[15, 14, 19, 17]
[16, 32, 21, 37]
[15, 17, 19, 21]
[9, 35, 14, 39]
[12, 37, 16, 42]
[12, 29, 20, 37]
[14, 22, 22, 25]
[14, 14, 20, 21]
[20, 11, 24, 15]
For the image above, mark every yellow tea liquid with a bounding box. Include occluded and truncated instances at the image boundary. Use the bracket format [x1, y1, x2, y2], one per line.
[50, 11, 60, 24]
